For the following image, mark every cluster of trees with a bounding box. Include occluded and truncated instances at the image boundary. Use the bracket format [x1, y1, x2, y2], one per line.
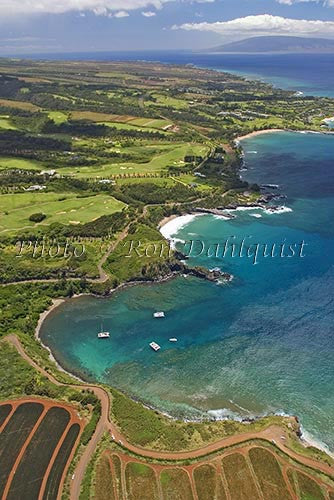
[0, 130, 70, 155]
[120, 182, 196, 204]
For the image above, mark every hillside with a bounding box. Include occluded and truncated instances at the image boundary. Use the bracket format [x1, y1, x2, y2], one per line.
[205, 35, 334, 53]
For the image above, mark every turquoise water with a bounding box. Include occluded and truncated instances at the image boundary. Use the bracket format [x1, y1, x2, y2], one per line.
[40, 131, 334, 451]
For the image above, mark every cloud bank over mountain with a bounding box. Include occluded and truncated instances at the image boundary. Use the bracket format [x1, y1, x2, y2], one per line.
[174, 14, 334, 39]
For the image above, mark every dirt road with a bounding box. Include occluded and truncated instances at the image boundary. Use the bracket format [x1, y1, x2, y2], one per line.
[4, 335, 334, 500]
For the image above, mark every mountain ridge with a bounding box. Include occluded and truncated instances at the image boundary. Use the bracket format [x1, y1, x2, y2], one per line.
[203, 36, 334, 53]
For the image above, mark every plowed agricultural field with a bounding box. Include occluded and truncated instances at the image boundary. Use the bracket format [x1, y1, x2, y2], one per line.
[0, 399, 83, 500]
[93, 445, 334, 500]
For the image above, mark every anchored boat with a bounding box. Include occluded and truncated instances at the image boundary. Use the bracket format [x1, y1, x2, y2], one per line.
[149, 342, 161, 352]
[153, 311, 165, 318]
[98, 332, 110, 339]
[97, 322, 110, 339]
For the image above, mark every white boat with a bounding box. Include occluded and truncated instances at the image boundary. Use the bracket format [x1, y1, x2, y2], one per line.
[97, 322, 110, 339]
[153, 311, 165, 318]
[98, 331, 110, 339]
[149, 342, 161, 352]
[169, 338, 178, 342]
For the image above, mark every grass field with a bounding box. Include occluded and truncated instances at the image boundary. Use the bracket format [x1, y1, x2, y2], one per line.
[100, 121, 168, 134]
[146, 93, 189, 110]
[0, 156, 44, 171]
[0, 192, 126, 234]
[61, 143, 208, 178]
[0, 116, 16, 130]
[48, 111, 68, 124]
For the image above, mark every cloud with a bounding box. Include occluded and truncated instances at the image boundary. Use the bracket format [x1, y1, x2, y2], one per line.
[142, 10, 156, 16]
[174, 14, 334, 38]
[113, 10, 129, 17]
[0, 0, 213, 17]
[276, 0, 334, 5]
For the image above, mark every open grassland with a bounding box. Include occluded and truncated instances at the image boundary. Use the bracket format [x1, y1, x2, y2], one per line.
[0, 192, 126, 234]
[0, 399, 82, 500]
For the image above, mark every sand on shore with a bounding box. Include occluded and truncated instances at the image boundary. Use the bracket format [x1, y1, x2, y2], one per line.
[159, 213, 200, 240]
[35, 298, 65, 340]
[236, 129, 285, 142]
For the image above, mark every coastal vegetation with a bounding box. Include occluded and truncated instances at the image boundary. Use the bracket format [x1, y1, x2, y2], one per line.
[0, 58, 333, 498]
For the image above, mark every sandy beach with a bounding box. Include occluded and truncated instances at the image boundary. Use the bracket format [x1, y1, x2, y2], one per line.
[159, 213, 200, 240]
[236, 128, 285, 142]
[35, 298, 65, 340]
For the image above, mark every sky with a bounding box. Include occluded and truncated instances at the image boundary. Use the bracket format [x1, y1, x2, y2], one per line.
[1, 0, 334, 54]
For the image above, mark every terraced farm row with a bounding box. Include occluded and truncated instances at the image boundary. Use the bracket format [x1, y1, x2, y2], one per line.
[0, 399, 83, 500]
[93, 445, 334, 500]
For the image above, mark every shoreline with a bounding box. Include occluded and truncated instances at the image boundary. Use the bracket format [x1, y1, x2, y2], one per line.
[33, 128, 333, 457]
[236, 127, 334, 144]
[34, 298, 333, 457]
[236, 128, 285, 142]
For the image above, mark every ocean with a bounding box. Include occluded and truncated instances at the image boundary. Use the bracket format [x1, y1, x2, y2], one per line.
[38, 53, 334, 453]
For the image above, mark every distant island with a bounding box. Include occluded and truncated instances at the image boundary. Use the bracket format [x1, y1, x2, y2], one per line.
[203, 35, 334, 53]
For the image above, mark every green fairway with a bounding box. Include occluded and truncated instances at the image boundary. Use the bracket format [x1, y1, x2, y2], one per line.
[48, 111, 68, 124]
[0, 192, 126, 234]
[0, 157, 44, 171]
[59, 143, 209, 178]
[147, 93, 189, 110]
[127, 117, 172, 129]
[0, 116, 17, 130]
[100, 121, 168, 134]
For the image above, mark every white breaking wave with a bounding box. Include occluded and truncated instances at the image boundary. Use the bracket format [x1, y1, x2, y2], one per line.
[160, 214, 199, 240]
[213, 214, 231, 221]
[300, 427, 334, 459]
[264, 206, 293, 215]
[207, 408, 243, 422]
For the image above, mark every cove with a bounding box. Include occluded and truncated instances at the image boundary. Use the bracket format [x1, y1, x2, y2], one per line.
[40, 131, 334, 452]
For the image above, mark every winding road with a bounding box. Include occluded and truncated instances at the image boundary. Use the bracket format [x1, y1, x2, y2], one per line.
[3, 334, 333, 500]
